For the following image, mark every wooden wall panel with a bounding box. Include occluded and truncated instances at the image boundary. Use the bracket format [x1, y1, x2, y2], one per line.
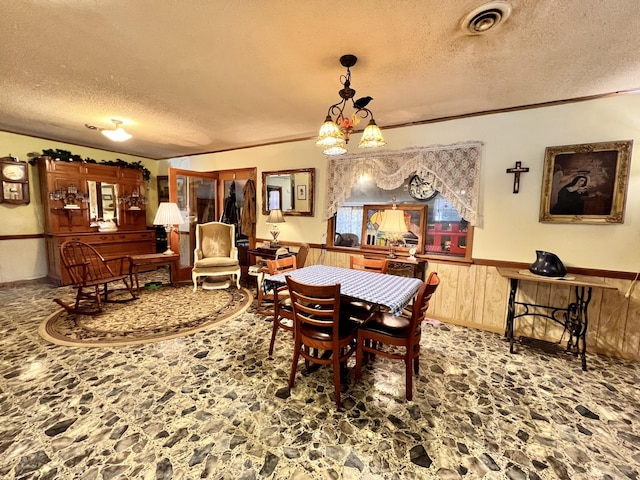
[455, 264, 475, 327]
[624, 285, 640, 359]
[482, 267, 509, 332]
[597, 278, 630, 357]
[471, 264, 488, 327]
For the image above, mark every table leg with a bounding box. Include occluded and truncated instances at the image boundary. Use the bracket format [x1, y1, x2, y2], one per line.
[169, 259, 179, 287]
[505, 278, 518, 353]
[570, 286, 592, 371]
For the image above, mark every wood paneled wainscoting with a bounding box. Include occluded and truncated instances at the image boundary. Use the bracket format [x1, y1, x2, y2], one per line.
[316, 247, 639, 362]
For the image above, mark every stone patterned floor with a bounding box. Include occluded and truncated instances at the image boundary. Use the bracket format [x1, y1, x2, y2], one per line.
[1, 273, 639, 479]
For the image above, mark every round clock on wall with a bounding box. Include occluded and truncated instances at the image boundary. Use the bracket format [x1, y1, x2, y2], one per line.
[408, 174, 437, 200]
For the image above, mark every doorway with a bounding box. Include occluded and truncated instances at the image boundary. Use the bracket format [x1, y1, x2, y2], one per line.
[168, 167, 256, 283]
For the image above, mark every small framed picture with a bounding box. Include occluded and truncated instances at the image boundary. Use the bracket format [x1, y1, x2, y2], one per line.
[297, 184, 307, 200]
[157, 175, 169, 205]
[539, 140, 633, 224]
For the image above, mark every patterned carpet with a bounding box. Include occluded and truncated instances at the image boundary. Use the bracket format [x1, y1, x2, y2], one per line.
[38, 284, 252, 347]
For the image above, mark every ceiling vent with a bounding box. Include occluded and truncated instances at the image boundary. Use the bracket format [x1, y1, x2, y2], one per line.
[462, 1, 512, 35]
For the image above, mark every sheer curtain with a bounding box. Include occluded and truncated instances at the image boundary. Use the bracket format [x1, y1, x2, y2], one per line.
[324, 141, 482, 225]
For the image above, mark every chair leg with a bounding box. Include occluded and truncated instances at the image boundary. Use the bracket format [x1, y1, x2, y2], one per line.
[355, 334, 363, 384]
[413, 347, 420, 375]
[289, 336, 301, 389]
[405, 356, 413, 401]
[268, 316, 280, 356]
[333, 351, 342, 409]
[74, 286, 84, 313]
[192, 273, 199, 292]
[94, 285, 103, 311]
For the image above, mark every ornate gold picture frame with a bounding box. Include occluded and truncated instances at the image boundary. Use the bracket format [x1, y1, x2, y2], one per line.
[539, 140, 633, 224]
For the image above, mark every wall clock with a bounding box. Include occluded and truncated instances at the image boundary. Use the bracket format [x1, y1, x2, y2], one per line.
[1, 156, 30, 205]
[408, 174, 437, 200]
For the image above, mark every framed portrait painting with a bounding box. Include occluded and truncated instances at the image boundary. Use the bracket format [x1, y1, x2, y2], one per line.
[297, 184, 307, 201]
[539, 140, 633, 224]
[361, 204, 427, 254]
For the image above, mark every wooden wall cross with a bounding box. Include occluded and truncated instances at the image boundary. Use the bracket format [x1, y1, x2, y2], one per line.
[506, 161, 530, 193]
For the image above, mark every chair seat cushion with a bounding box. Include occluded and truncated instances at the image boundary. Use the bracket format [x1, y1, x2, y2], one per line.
[278, 298, 293, 311]
[194, 257, 239, 268]
[341, 299, 376, 320]
[360, 312, 420, 338]
[301, 317, 359, 341]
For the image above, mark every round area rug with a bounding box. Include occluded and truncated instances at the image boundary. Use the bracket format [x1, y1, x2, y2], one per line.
[38, 286, 252, 347]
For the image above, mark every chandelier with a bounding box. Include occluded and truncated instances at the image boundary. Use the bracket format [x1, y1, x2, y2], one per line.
[316, 54, 386, 156]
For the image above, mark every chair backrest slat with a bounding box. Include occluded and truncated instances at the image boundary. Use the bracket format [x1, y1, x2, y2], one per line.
[267, 256, 297, 276]
[349, 256, 387, 274]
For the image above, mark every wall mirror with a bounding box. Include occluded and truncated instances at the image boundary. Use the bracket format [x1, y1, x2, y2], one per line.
[88, 181, 119, 222]
[262, 168, 315, 216]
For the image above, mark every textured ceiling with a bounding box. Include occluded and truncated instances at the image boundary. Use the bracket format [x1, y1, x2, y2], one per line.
[1, 1, 639, 160]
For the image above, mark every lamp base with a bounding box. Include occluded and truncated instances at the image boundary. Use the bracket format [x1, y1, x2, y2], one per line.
[162, 248, 176, 255]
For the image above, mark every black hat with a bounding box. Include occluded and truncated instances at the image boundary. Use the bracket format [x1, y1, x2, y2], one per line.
[529, 250, 567, 277]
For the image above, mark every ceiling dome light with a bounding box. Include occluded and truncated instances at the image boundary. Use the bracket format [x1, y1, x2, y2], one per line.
[101, 119, 132, 142]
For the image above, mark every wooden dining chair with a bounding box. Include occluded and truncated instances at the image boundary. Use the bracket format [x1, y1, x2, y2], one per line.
[355, 272, 440, 401]
[343, 256, 388, 320]
[296, 243, 310, 268]
[286, 276, 359, 409]
[254, 248, 291, 315]
[266, 256, 297, 355]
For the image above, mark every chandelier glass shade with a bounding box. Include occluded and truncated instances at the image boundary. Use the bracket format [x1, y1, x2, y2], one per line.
[316, 54, 386, 156]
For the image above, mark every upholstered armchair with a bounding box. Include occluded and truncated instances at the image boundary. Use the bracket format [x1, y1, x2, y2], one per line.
[192, 222, 241, 291]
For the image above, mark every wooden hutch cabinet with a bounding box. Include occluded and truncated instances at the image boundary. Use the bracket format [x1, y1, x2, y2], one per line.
[38, 156, 155, 285]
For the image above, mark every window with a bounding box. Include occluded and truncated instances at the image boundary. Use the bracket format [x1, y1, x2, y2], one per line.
[331, 176, 472, 259]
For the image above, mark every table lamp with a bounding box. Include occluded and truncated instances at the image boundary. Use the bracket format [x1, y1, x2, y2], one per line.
[266, 208, 285, 247]
[377, 199, 407, 259]
[153, 202, 184, 255]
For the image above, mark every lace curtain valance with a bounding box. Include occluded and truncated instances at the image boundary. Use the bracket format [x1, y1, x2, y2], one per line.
[324, 141, 482, 226]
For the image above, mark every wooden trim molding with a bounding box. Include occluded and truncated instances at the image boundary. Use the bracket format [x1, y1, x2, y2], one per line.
[0, 233, 44, 241]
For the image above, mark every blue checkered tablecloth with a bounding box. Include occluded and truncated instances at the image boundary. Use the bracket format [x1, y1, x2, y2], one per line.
[265, 265, 423, 316]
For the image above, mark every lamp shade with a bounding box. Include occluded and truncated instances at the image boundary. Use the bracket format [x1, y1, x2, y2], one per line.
[377, 209, 407, 234]
[316, 116, 344, 148]
[358, 119, 386, 149]
[153, 202, 183, 226]
[266, 208, 285, 224]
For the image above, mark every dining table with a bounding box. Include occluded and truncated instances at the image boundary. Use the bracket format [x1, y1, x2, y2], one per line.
[264, 264, 423, 316]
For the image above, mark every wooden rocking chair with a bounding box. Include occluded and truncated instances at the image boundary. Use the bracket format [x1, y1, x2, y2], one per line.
[54, 240, 137, 315]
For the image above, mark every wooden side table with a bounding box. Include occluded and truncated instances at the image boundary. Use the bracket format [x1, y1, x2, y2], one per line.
[366, 257, 428, 279]
[129, 253, 180, 295]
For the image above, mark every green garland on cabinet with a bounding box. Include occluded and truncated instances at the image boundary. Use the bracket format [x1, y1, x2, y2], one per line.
[27, 149, 151, 181]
